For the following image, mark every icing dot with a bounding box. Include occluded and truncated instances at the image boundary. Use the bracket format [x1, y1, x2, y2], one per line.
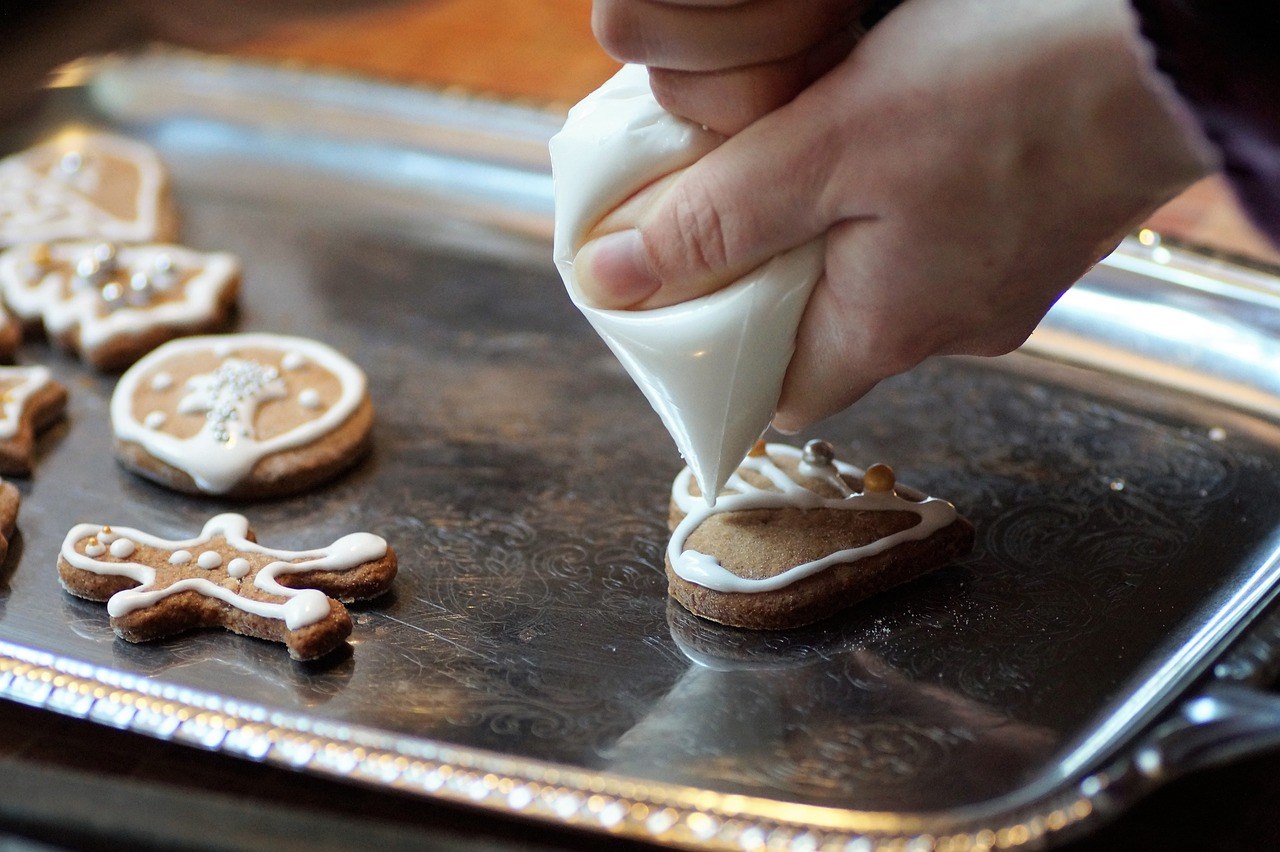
[144, 411, 167, 430]
[109, 538, 136, 558]
[83, 538, 106, 558]
[98, 526, 117, 544]
[197, 550, 222, 569]
[281, 352, 307, 371]
[226, 557, 251, 578]
[282, 589, 331, 630]
[298, 389, 322, 409]
[151, 372, 173, 392]
[170, 549, 193, 565]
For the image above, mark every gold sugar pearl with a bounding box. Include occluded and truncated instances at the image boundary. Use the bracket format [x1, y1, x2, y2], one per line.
[86, 536, 99, 548]
[863, 463, 896, 493]
[747, 439, 768, 458]
[29, 243, 52, 267]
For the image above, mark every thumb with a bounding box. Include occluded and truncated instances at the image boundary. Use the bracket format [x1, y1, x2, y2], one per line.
[573, 105, 835, 310]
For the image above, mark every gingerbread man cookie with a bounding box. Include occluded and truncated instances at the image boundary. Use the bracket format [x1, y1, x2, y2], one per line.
[0, 241, 240, 370]
[0, 365, 68, 475]
[58, 513, 397, 660]
[666, 440, 975, 629]
[0, 132, 177, 247]
[111, 333, 373, 497]
[0, 480, 19, 565]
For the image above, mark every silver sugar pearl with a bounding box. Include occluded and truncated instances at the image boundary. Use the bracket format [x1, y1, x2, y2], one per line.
[802, 440, 836, 468]
[100, 281, 125, 307]
[75, 255, 102, 283]
[91, 242, 118, 269]
[59, 150, 83, 175]
[150, 253, 176, 287]
[127, 271, 153, 305]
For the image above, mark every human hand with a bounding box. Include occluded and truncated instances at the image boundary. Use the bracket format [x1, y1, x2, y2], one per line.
[575, 0, 1210, 431]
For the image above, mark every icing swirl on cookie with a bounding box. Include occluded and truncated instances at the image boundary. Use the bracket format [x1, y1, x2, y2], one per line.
[60, 513, 388, 629]
[0, 365, 54, 440]
[668, 443, 958, 593]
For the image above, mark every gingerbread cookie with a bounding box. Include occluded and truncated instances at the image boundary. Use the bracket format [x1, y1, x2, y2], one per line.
[0, 241, 240, 370]
[58, 513, 397, 660]
[0, 365, 68, 475]
[0, 480, 20, 565]
[666, 440, 975, 629]
[0, 132, 177, 247]
[111, 333, 373, 497]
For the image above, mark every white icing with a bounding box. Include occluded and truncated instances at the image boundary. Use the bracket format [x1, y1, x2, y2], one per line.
[0, 132, 167, 246]
[151, 372, 173, 391]
[197, 550, 222, 569]
[227, 557, 251, 578]
[109, 538, 136, 558]
[110, 334, 367, 494]
[668, 444, 959, 593]
[551, 65, 823, 502]
[170, 549, 192, 565]
[0, 365, 54, 440]
[97, 528, 118, 544]
[0, 242, 239, 352]
[60, 513, 388, 630]
[144, 411, 166, 429]
[84, 541, 106, 557]
[281, 352, 306, 371]
[298, 388, 322, 409]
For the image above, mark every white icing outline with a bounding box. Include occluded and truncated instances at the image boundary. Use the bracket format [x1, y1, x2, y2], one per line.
[0, 242, 238, 351]
[60, 513, 388, 630]
[0, 365, 53, 440]
[0, 133, 166, 245]
[111, 333, 367, 493]
[668, 444, 959, 593]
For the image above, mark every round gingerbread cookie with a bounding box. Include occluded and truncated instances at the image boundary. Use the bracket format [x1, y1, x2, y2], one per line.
[111, 333, 372, 497]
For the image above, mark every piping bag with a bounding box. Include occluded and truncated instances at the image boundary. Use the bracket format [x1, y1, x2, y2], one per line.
[551, 64, 825, 504]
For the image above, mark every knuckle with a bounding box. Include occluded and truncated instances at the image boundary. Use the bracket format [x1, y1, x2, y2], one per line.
[659, 178, 733, 281]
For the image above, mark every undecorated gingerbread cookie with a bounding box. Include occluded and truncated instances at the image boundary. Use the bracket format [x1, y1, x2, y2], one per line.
[666, 440, 975, 629]
[0, 480, 19, 565]
[0, 365, 68, 475]
[0, 132, 177, 247]
[0, 241, 240, 370]
[57, 513, 397, 660]
[111, 333, 373, 497]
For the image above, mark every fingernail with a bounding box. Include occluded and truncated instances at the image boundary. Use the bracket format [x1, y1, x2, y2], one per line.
[575, 230, 661, 309]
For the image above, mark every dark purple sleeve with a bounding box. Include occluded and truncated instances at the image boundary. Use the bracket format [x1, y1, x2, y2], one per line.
[1129, 1, 1280, 246]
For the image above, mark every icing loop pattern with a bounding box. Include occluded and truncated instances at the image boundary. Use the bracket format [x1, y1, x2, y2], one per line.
[60, 513, 390, 630]
[669, 444, 959, 593]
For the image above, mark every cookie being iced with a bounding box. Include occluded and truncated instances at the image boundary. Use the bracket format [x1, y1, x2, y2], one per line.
[0, 365, 68, 475]
[111, 334, 373, 497]
[57, 513, 397, 660]
[0, 241, 240, 370]
[0, 132, 177, 247]
[666, 440, 975, 629]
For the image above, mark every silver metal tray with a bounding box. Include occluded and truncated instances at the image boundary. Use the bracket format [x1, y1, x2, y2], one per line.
[4, 50, 1280, 850]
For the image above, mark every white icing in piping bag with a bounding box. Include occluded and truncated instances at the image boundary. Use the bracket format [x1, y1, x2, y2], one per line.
[551, 65, 824, 504]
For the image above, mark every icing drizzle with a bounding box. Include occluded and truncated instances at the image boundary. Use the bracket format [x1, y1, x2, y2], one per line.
[60, 513, 388, 630]
[668, 443, 959, 593]
[110, 334, 367, 493]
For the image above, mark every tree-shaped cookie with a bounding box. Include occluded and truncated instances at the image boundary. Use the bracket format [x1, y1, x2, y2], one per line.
[0, 241, 240, 370]
[58, 513, 397, 660]
[0, 132, 177, 247]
